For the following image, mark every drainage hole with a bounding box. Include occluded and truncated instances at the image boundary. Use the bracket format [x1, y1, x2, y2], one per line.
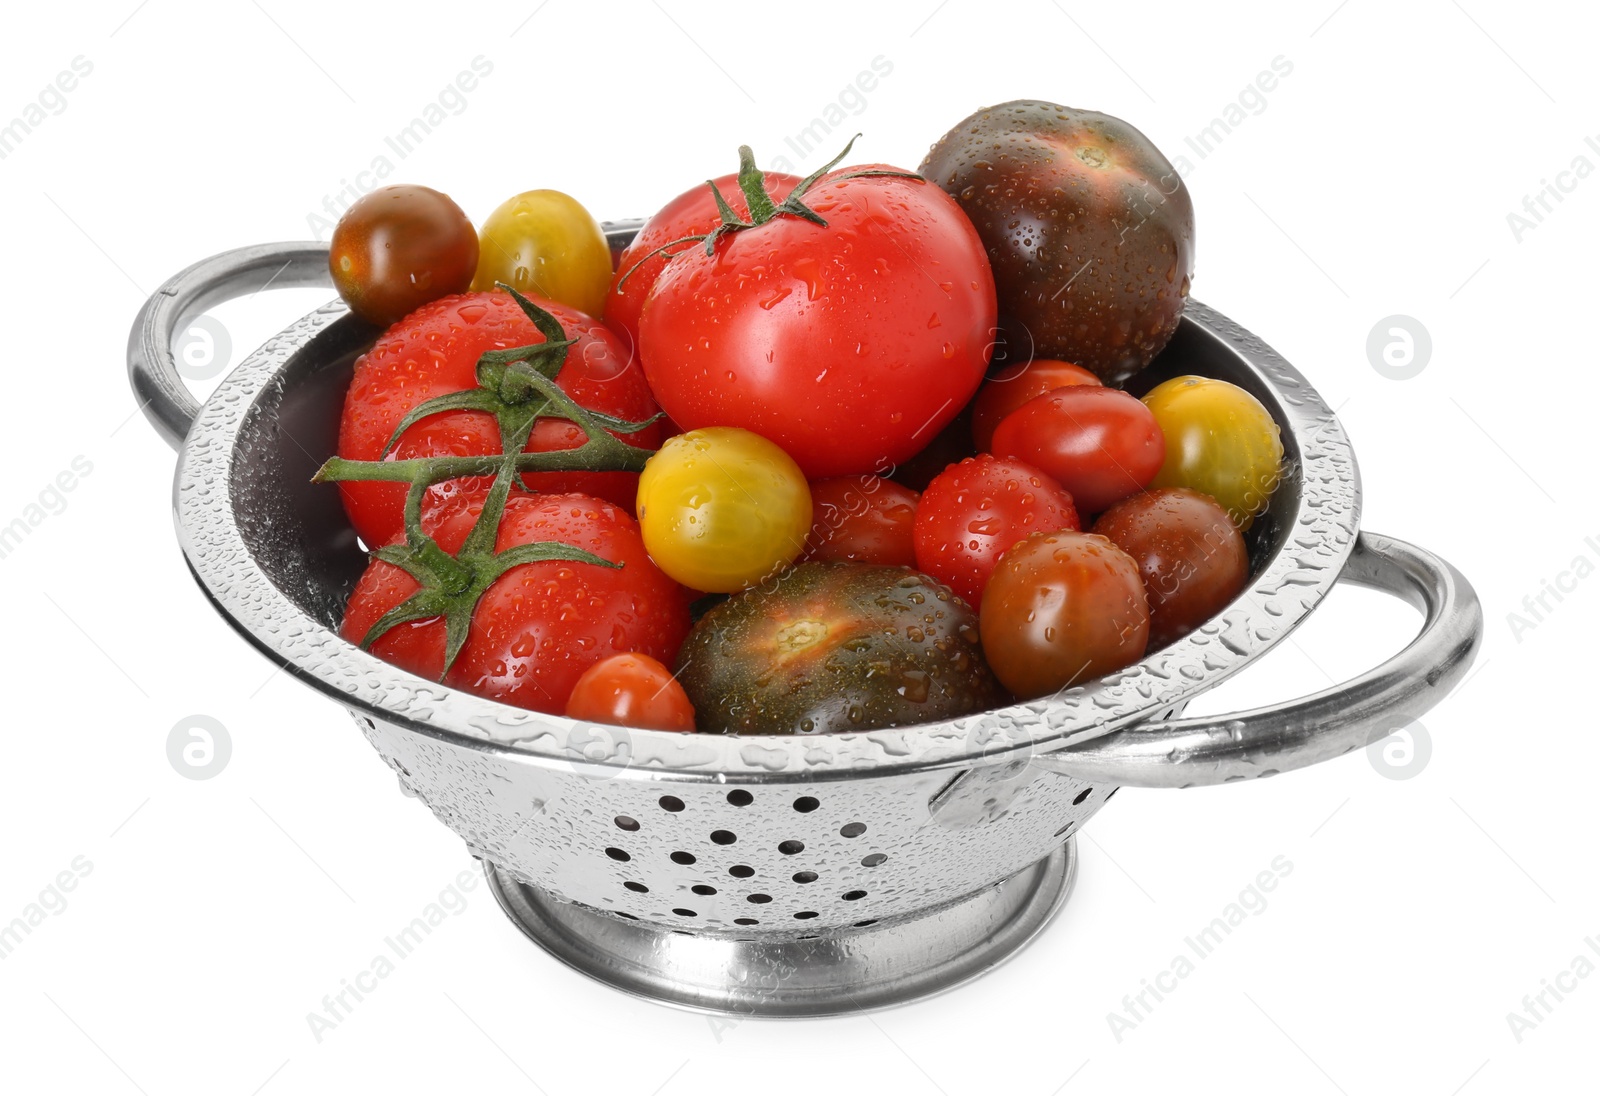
[793, 796, 820, 813]
[734, 917, 759, 925]
[778, 840, 805, 855]
[1072, 787, 1093, 805]
[839, 822, 866, 838]
[710, 829, 737, 845]
[614, 815, 640, 831]
[659, 795, 686, 812]
[670, 851, 697, 865]
[623, 881, 649, 893]
[672, 908, 697, 917]
[792, 871, 818, 884]
[793, 911, 819, 920]
[747, 893, 772, 904]
[842, 890, 867, 901]
[691, 884, 717, 896]
[604, 847, 630, 862]
[727, 790, 754, 807]
[729, 864, 755, 878]
[861, 853, 887, 867]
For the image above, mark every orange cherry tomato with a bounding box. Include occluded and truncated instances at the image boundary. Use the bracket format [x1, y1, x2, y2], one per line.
[565, 653, 696, 732]
[980, 531, 1150, 698]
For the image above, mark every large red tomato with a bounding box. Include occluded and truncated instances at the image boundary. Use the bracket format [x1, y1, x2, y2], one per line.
[638, 165, 997, 478]
[605, 169, 801, 356]
[342, 490, 691, 714]
[336, 291, 663, 546]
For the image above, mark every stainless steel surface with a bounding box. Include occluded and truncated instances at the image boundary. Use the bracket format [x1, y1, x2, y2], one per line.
[131, 233, 1482, 1012]
[484, 840, 1077, 1017]
[1036, 531, 1482, 787]
[127, 241, 331, 449]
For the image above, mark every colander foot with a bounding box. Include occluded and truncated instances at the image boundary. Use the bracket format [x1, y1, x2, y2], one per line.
[484, 838, 1077, 1017]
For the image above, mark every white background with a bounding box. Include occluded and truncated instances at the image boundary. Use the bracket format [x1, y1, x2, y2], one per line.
[1, 1, 1593, 1093]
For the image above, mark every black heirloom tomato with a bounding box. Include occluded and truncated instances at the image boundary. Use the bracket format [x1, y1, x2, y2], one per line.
[676, 563, 1006, 735]
[921, 101, 1195, 383]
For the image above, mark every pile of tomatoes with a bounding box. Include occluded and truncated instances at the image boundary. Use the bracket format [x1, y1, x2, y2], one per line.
[318, 102, 1285, 737]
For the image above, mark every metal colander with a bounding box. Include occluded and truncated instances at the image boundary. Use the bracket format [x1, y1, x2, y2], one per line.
[129, 232, 1481, 1015]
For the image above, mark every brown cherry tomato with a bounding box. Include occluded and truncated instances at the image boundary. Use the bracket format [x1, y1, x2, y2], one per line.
[565, 653, 696, 732]
[1092, 488, 1249, 649]
[804, 476, 920, 566]
[329, 185, 479, 327]
[970, 359, 1102, 452]
[990, 385, 1166, 515]
[979, 531, 1149, 698]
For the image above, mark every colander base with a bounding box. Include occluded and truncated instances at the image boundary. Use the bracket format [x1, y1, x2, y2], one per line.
[484, 839, 1077, 1017]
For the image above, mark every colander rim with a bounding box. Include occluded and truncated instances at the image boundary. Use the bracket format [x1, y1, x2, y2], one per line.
[173, 290, 1359, 782]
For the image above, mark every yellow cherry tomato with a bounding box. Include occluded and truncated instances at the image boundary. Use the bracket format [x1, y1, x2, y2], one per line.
[1142, 375, 1283, 531]
[471, 189, 612, 316]
[637, 428, 812, 593]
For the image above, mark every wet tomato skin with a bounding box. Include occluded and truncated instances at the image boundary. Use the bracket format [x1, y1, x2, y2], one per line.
[676, 562, 1004, 735]
[1092, 488, 1249, 648]
[921, 101, 1195, 383]
[342, 492, 691, 715]
[913, 454, 1079, 608]
[330, 185, 479, 327]
[970, 359, 1102, 452]
[639, 168, 996, 478]
[566, 652, 697, 732]
[1142, 375, 1284, 531]
[804, 476, 920, 567]
[636, 427, 812, 593]
[979, 531, 1150, 699]
[606, 170, 802, 356]
[471, 189, 613, 317]
[990, 385, 1166, 515]
[335, 291, 663, 547]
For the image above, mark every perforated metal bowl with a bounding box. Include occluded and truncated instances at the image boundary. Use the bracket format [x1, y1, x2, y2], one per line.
[129, 231, 1481, 1015]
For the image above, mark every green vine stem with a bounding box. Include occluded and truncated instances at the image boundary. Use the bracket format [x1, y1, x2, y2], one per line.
[316, 284, 661, 675]
[616, 134, 924, 286]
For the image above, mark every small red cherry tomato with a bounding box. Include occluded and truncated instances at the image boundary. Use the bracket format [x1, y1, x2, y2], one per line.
[970, 359, 1102, 452]
[912, 454, 1080, 608]
[990, 386, 1166, 515]
[980, 531, 1150, 698]
[565, 653, 696, 732]
[1092, 487, 1249, 648]
[804, 476, 920, 566]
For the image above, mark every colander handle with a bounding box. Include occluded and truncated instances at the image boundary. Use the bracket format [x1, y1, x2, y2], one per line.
[1032, 532, 1482, 788]
[127, 241, 331, 450]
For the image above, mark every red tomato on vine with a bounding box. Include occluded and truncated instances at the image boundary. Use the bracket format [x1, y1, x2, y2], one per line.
[637, 142, 997, 479]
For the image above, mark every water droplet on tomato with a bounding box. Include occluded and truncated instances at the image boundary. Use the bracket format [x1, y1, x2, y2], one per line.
[792, 257, 824, 301]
